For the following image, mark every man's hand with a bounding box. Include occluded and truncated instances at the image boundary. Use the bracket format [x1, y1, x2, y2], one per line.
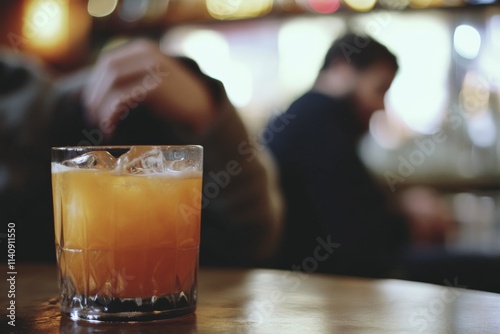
[82, 39, 216, 139]
[398, 186, 457, 245]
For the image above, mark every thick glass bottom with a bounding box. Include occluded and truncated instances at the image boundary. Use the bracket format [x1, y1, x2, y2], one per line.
[56, 246, 198, 322]
[61, 293, 196, 322]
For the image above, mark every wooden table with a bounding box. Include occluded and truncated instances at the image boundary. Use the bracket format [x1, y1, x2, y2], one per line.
[2, 264, 500, 333]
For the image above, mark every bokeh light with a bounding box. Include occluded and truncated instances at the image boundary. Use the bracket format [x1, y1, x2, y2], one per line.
[367, 13, 451, 135]
[22, 0, 68, 56]
[177, 29, 253, 108]
[409, 0, 460, 8]
[409, 0, 432, 8]
[477, 15, 500, 96]
[118, 0, 149, 22]
[466, 110, 496, 148]
[459, 71, 490, 116]
[454, 24, 482, 59]
[180, 30, 230, 78]
[278, 17, 344, 96]
[343, 0, 377, 12]
[306, 0, 341, 13]
[488, 15, 500, 49]
[206, 0, 273, 20]
[378, 0, 411, 9]
[87, 0, 118, 18]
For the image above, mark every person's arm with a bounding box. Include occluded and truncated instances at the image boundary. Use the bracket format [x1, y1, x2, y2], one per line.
[79, 39, 284, 267]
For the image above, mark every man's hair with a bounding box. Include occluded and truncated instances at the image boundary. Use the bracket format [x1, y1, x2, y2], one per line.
[320, 32, 398, 72]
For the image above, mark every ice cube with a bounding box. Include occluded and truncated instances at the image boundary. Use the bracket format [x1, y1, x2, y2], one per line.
[62, 151, 117, 170]
[167, 158, 196, 172]
[116, 146, 167, 174]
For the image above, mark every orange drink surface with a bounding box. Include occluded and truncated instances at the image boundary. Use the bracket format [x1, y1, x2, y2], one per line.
[52, 167, 202, 299]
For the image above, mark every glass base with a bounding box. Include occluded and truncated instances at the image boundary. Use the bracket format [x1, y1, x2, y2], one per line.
[61, 294, 196, 322]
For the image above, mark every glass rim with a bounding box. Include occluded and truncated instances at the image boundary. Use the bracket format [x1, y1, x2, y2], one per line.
[51, 145, 203, 151]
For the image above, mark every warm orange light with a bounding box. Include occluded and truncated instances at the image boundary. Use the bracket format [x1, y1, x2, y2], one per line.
[409, 0, 453, 8]
[22, 0, 68, 55]
[13, 0, 91, 66]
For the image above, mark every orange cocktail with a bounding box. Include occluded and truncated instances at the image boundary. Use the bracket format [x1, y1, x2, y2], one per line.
[51, 146, 202, 322]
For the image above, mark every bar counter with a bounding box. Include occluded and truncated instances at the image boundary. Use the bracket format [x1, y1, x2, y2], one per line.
[2, 264, 500, 333]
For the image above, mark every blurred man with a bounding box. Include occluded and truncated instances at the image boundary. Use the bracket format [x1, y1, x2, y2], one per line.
[266, 32, 454, 278]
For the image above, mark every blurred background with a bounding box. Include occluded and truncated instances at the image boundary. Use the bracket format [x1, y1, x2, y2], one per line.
[1, 0, 500, 253]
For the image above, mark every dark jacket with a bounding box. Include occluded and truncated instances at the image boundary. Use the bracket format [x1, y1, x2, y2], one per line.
[266, 91, 409, 277]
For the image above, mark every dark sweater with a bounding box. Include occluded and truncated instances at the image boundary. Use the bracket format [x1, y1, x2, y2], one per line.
[266, 91, 409, 278]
